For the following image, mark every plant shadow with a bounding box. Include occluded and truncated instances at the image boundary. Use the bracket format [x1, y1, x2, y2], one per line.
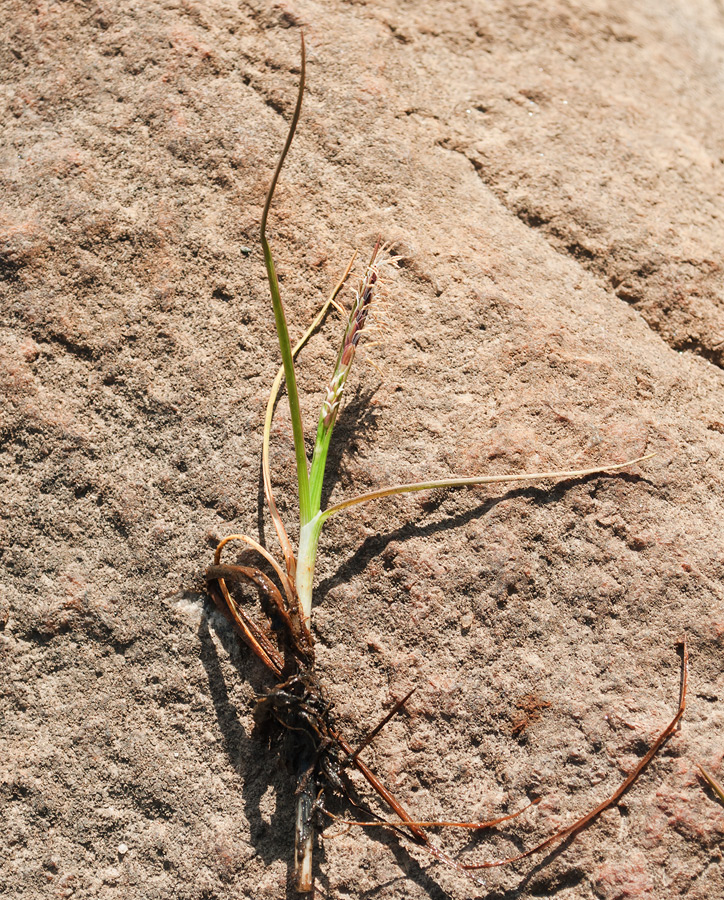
[317, 470, 651, 597]
[197, 610, 299, 893]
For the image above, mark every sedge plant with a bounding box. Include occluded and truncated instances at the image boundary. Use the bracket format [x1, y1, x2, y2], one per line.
[210, 35, 656, 893]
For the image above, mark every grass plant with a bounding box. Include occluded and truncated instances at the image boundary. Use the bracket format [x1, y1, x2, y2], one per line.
[205, 35, 685, 894]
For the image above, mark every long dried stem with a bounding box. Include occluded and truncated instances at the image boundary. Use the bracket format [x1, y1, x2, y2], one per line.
[321, 453, 655, 520]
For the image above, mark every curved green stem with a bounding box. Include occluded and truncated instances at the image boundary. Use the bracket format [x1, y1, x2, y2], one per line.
[260, 34, 311, 525]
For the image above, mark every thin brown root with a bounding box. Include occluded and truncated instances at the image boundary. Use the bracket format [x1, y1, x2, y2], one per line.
[317, 803, 487, 887]
[320, 808, 354, 840]
[348, 687, 417, 761]
[464, 638, 688, 870]
[319, 797, 541, 833]
[330, 727, 486, 886]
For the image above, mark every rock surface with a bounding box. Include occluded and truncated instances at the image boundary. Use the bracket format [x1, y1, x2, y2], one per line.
[2, 1, 724, 898]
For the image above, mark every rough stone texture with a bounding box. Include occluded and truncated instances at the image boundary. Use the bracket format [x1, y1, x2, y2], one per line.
[2, 1, 724, 898]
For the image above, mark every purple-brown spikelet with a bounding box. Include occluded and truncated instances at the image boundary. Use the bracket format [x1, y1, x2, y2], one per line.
[320, 241, 390, 430]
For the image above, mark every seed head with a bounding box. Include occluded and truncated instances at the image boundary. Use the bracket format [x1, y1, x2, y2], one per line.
[320, 241, 396, 431]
